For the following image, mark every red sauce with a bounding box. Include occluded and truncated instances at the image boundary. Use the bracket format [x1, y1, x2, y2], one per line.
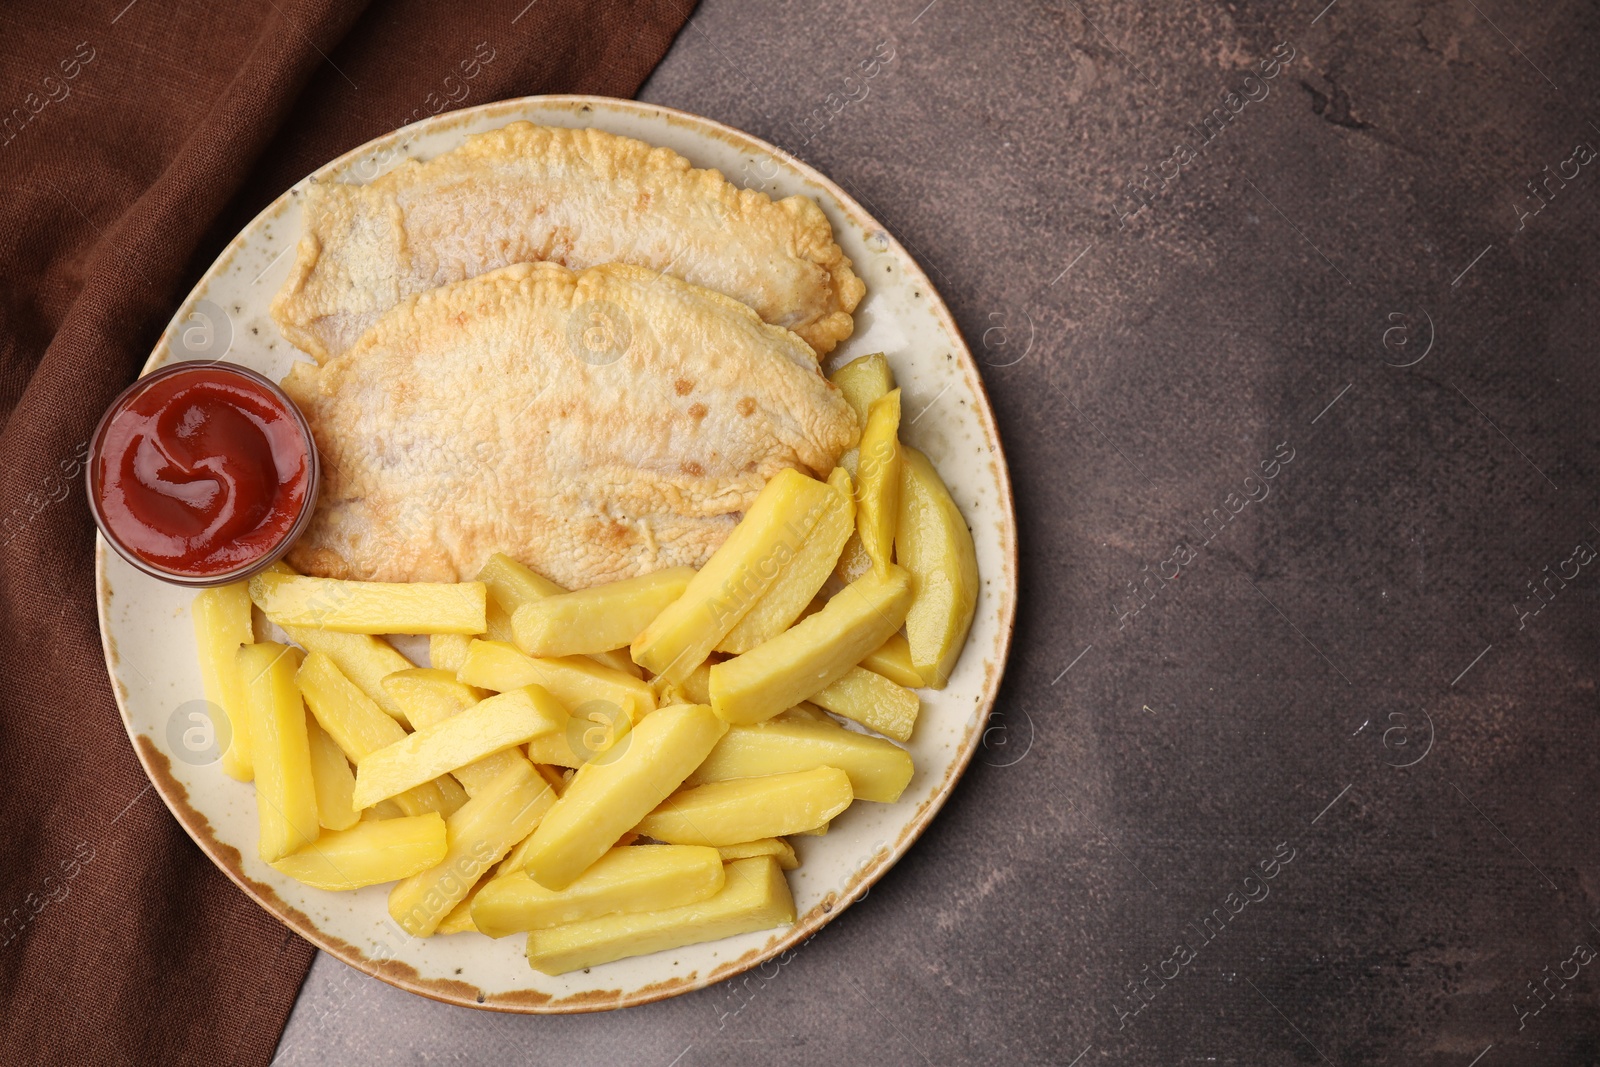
[91, 364, 312, 578]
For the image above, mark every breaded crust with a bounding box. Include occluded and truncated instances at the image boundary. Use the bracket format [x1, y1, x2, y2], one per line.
[283, 262, 861, 589]
[272, 122, 865, 361]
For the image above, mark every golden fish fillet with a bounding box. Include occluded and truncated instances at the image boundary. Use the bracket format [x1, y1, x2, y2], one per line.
[272, 122, 865, 362]
[282, 262, 860, 589]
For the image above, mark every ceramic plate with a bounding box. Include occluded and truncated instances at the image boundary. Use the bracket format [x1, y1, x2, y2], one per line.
[95, 96, 1017, 1012]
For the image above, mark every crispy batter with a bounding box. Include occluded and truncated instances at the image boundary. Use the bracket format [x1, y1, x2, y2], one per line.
[272, 123, 865, 361]
[282, 262, 860, 589]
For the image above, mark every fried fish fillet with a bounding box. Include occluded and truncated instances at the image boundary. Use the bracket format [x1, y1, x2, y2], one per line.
[272, 123, 865, 363]
[282, 261, 860, 589]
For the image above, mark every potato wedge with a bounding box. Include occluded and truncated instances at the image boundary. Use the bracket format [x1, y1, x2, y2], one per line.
[855, 389, 902, 573]
[473, 844, 724, 937]
[791, 821, 829, 837]
[525, 856, 794, 975]
[352, 687, 565, 809]
[897, 445, 980, 688]
[716, 838, 799, 870]
[306, 713, 359, 830]
[635, 767, 853, 846]
[860, 633, 923, 688]
[389, 760, 556, 936]
[522, 704, 728, 891]
[238, 643, 319, 862]
[457, 640, 655, 723]
[192, 583, 256, 781]
[716, 469, 855, 655]
[513, 567, 694, 659]
[810, 667, 921, 743]
[270, 813, 447, 891]
[632, 468, 837, 682]
[709, 566, 913, 725]
[428, 633, 475, 674]
[295, 652, 458, 818]
[688, 717, 915, 803]
[830, 352, 894, 424]
[250, 572, 487, 635]
[280, 625, 415, 726]
[380, 669, 488, 729]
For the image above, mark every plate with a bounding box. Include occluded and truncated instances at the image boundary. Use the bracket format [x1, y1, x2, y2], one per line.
[95, 95, 1017, 1012]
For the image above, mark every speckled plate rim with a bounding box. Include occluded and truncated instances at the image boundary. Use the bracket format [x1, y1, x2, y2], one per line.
[95, 94, 1018, 1013]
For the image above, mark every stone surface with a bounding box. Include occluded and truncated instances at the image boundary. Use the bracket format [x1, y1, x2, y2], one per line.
[274, 0, 1600, 1062]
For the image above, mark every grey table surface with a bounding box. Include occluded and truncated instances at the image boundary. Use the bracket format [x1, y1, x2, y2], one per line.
[273, 0, 1600, 1063]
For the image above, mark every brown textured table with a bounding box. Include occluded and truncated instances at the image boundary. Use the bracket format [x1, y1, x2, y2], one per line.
[274, 0, 1600, 1063]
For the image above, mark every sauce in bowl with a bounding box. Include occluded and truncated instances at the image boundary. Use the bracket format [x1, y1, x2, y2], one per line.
[88, 362, 317, 585]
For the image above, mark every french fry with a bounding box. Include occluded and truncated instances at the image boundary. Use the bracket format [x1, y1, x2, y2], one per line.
[435, 892, 483, 935]
[478, 552, 642, 677]
[388, 760, 556, 936]
[687, 717, 915, 803]
[831, 352, 894, 421]
[364, 799, 407, 821]
[270, 814, 447, 891]
[716, 469, 854, 654]
[279, 624, 415, 726]
[512, 567, 694, 658]
[835, 528, 874, 585]
[382, 668, 533, 796]
[860, 632, 923, 688]
[792, 821, 829, 836]
[450, 750, 533, 797]
[855, 389, 902, 573]
[352, 688, 565, 809]
[472, 845, 724, 937]
[709, 566, 913, 725]
[381, 669, 488, 729]
[809, 667, 921, 743]
[250, 572, 488, 635]
[484, 600, 517, 644]
[676, 661, 714, 706]
[192, 583, 255, 781]
[634, 767, 853, 846]
[775, 701, 832, 723]
[428, 632, 475, 674]
[896, 445, 980, 688]
[477, 550, 565, 603]
[524, 856, 794, 975]
[457, 640, 655, 723]
[534, 697, 635, 768]
[522, 704, 728, 891]
[295, 652, 458, 818]
[632, 469, 837, 682]
[716, 838, 799, 870]
[306, 713, 359, 830]
[237, 643, 319, 862]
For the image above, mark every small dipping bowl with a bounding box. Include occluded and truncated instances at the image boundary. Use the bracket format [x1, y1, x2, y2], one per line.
[87, 361, 319, 588]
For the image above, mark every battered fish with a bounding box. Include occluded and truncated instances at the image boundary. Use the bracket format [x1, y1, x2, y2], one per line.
[272, 123, 865, 362]
[282, 261, 860, 589]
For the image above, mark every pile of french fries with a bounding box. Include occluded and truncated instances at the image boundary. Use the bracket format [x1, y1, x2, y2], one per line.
[188, 354, 979, 976]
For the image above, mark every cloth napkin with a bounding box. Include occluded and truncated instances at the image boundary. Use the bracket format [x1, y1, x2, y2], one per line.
[0, 2, 693, 1062]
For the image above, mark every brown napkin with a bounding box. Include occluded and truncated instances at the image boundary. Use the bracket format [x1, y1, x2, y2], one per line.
[0, 2, 693, 1063]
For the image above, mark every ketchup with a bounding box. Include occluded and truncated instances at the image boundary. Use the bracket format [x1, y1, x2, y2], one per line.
[90, 363, 314, 580]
